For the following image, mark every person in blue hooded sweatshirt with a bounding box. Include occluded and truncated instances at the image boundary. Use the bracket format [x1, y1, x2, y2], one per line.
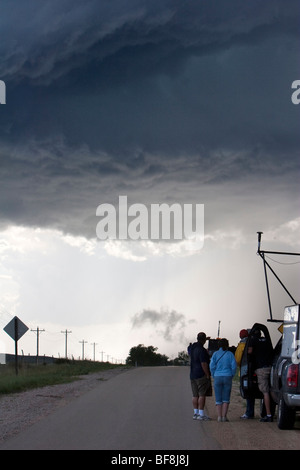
[210, 338, 237, 422]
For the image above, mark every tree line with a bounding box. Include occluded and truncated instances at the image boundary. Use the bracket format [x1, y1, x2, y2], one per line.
[125, 344, 189, 366]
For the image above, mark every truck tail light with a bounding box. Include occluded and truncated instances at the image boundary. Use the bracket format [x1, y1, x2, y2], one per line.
[287, 364, 299, 388]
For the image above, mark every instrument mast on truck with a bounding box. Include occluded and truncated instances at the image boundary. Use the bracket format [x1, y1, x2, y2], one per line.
[256, 231, 300, 323]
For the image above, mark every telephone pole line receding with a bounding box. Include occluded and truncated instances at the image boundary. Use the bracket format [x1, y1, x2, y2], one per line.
[91, 342, 98, 362]
[61, 329, 72, 359]
[100, 350, 105, 362]
[31, 326, 45, 364]
[79, 339, 88, 360]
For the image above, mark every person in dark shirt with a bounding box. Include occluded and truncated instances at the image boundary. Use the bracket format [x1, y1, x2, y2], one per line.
[189, 332, 212, 420]
[248, 329, 273, 422]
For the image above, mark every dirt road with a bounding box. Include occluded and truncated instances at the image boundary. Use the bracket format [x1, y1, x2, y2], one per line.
[0, 366, 299, 450]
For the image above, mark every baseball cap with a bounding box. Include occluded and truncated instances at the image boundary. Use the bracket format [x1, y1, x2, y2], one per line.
[239, 329, 248, 339]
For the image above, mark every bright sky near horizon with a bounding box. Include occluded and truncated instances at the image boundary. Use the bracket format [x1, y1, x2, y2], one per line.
[0, 0, 299, 362]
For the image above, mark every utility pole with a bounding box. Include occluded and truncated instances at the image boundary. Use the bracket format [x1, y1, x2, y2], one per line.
[61, 329, 72, 359]
[100, 350, 105, 362]
[217, 320, 221, 338]
[31, 327, 45, 364]
[91, 342, 98, 361]
[79, 339, 88, 360]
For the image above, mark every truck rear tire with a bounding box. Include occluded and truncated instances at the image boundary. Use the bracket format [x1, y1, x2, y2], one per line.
[277, 392, 296, 429]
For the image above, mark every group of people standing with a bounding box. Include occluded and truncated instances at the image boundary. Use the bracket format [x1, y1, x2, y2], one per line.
[188, 329, 273, 422]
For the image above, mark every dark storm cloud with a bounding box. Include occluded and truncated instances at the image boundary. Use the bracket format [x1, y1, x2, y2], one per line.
[2, 0, 299, 151]
[1, 0, 298, 86]
[0, 0, 299, 237]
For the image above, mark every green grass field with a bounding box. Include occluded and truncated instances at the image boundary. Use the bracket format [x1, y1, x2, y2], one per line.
[0, 360, 126, 395]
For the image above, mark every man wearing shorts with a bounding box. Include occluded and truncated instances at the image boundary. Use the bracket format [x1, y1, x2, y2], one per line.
[189, 332, 212, 421]
[248, 328, 273, 422]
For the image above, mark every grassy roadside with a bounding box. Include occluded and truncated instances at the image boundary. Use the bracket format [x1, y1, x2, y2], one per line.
[0, 360, 126, 395]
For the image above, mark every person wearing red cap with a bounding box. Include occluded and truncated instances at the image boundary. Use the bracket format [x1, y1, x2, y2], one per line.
[235, 329, 255, 419]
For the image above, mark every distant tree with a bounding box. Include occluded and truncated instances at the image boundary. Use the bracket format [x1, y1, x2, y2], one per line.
[173, 350, 189, 365]
[126, 344, 169, 366]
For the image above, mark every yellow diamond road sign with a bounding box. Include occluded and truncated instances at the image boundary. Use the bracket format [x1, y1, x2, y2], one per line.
[3, 316, 29, 341]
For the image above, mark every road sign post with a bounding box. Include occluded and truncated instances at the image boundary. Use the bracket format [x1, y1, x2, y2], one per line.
[14, 317, 18, 375]
[3, 316, 29, 375]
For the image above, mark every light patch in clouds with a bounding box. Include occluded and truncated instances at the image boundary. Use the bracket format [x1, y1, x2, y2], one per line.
[61, 233, 97, 256]
[204, 229, 245, 250]
[262, 218, 300, 249]
[103, 237, 205, 262]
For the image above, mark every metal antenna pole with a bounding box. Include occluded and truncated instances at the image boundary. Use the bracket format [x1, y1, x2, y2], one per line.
[257, 231, 263, 253]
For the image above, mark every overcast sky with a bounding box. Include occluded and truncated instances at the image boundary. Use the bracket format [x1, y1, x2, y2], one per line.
[0, 0, 299, 362]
